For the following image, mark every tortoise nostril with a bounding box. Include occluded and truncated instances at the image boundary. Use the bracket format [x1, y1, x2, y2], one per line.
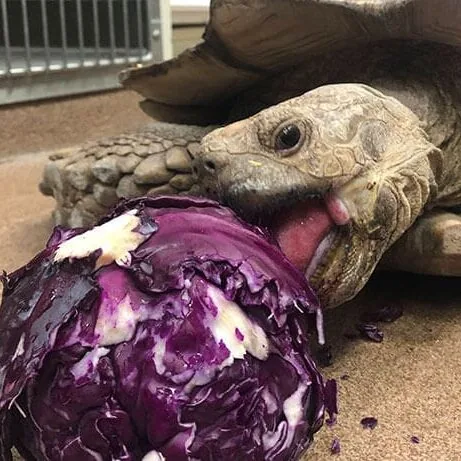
[204, 160, 216, 172]
[192, 165, 199, 176]
[195, 152, 227, 177]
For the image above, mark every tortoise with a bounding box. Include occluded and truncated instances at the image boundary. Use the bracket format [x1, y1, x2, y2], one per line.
[41, 0, 461, 309]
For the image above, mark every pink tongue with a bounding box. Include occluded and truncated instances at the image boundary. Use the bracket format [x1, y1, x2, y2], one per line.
[272, 199, 334, 271]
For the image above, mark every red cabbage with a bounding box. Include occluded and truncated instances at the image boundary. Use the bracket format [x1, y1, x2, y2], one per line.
[0, 196, 326, 461]
[330, 438, 341, 455]
[360, 417, 378, 430]
[324, 380, 338, 427]
[356, 323, 384, 343]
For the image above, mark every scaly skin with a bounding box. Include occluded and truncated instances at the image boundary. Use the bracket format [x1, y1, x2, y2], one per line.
[41, 123, 214, 227]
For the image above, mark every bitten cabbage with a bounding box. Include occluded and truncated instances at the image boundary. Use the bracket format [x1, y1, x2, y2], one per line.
[0, 196, 326, 461]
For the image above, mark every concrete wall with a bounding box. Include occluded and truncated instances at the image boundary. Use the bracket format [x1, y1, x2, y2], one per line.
[172, 25, 204, 56]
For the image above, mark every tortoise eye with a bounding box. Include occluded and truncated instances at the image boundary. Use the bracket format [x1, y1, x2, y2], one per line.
[274, 124, 302, 151]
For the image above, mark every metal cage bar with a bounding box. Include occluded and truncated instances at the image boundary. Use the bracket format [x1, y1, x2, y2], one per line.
[108, 0, 116, 62]
[92, 0, 101, 64]
[20, 0, 31, 73]
[0, 0, 169, 105]
[1, 0, 11, 75]
[76, 0, 85, 65]
[40, 0, 51, 69]
[59, 0, 68, 68]
[137, 0, 144, 59]
[122, 0, 130, 63]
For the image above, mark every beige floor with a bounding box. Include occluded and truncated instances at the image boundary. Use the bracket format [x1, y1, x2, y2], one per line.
[2, 153, 461, 460]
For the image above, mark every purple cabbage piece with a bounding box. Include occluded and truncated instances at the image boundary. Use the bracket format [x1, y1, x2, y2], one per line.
[0, 196, 326, 461]
[360, 417, 378, 430]
[324, 380, 338, 427]
[356, 323, 384, 343]
[330, 438, 341, 455]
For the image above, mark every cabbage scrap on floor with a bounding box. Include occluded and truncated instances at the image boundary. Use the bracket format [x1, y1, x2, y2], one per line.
[0, 196, 327, 461]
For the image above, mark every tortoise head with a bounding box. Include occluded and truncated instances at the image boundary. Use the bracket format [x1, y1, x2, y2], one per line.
[194, 84, 441, 308]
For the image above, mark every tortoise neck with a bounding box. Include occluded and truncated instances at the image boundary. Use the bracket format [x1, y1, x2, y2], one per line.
[371, 75, 460, 202]
[367, 45, 461, 206]
[372, 79, 458, 152]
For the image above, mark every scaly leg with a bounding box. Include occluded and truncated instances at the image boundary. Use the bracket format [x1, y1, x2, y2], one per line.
[380, 209, 461, 276]
[40, 122, 215, 227]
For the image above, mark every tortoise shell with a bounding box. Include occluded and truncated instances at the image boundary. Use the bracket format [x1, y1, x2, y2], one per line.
[120, 0, 461, 112]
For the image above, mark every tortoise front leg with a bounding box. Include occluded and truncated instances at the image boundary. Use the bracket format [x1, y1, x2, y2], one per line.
[380, 209, 461, 276]
[40, 122, 216, 227]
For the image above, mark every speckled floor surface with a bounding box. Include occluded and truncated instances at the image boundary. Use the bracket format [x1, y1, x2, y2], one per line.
[2, 153, 461, 460]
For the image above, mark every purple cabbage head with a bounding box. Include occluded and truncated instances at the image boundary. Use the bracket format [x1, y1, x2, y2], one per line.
[0, 196, 326, 461]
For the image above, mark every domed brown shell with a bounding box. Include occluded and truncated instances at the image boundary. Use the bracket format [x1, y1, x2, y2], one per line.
[120, 0, 461, 120]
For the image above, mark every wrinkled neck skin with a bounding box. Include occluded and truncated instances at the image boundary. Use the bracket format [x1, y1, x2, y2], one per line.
[369, 64, 461, 206]
[197, 42, 461, 308]
[308, 114, 440, 307]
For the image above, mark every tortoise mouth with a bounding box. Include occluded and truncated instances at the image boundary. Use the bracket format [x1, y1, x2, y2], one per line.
[270, 194, 350, 276]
